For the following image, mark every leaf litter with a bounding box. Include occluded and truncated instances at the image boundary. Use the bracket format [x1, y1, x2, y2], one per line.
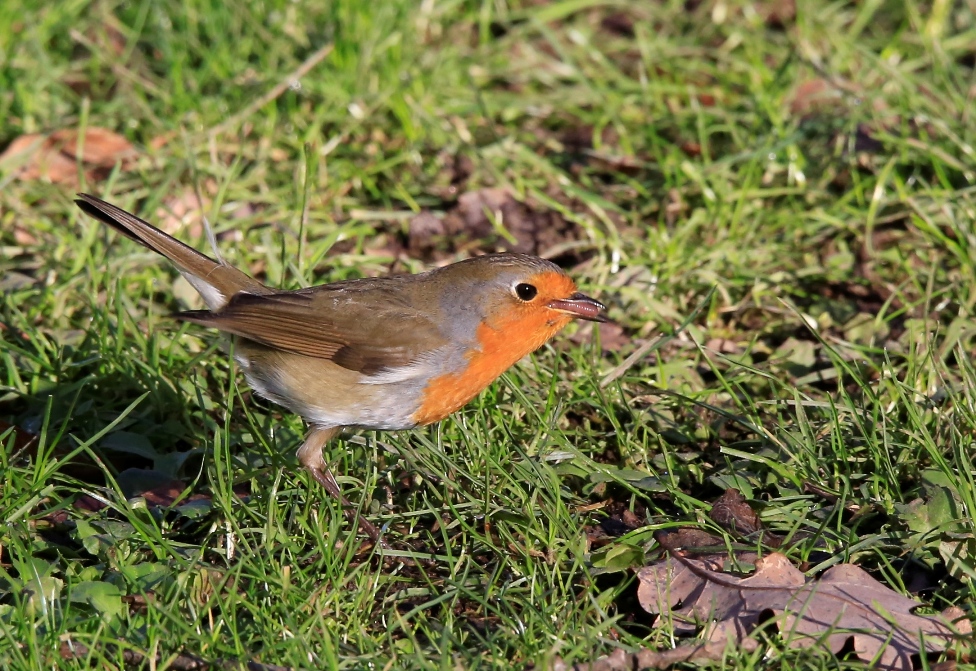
[407, 187, 584, 261]
[635, 550, 969, 670]
[570, 488, 971, 669]
[0, 127, 137, 185]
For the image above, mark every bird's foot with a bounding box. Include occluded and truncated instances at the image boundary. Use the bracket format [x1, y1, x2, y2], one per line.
[306, 464, 387, 547]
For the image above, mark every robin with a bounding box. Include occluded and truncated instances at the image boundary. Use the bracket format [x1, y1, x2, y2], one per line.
[76, 194, 608, 541]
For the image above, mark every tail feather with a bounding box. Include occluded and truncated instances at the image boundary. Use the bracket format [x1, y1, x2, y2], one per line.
[76, 194, 267, 310]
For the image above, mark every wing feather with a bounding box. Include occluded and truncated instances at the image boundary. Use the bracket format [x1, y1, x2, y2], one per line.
[176, 287, 447, 375]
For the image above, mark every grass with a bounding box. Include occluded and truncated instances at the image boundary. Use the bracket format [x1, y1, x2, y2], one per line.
[2, 0, 976, 668]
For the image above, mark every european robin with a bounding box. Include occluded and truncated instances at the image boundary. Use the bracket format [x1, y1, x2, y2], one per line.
[76, 194, 607, 541]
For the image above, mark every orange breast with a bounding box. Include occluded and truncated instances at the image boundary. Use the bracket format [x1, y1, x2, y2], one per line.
[411, 308, 571, 426]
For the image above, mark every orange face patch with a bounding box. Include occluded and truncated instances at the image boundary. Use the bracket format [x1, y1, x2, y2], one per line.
[411, 271, 578, 426]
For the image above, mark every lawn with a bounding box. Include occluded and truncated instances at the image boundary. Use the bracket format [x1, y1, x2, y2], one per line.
[2, 0, 975, 669]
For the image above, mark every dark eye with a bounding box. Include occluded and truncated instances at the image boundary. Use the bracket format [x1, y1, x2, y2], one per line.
[515, 283, 538, 301]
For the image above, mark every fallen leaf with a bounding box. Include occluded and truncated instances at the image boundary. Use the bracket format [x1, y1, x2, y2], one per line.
[407, 211, 446, 258]
[775, 336, 817, 372]
[758, 0, 796, 27]
[600, 12, 635, 38]
[596, 322, 629, 352]
[550, 639, 760, 671]
[0, 127, 137, 185]
[156, 186, 207, 238]
[148, 131, 176, 151]
[0, 419, 38, 453]
[407, 187, 583, 259]
[121, 593, 156, 614]
[704, 338, 740, 355]
[52, 127, 137, 167]
[709, 488, 762, 535]
[141, 479, 187, 508]
[679, 140, 702, 157]
[653, 528, 725, 552]
[571, 321, 629, 353]
[74, 494, 108, 513]
[13, 226, 38, 246]
[637, 552, 967, 670]
[789, 79, 845, 117]
[0, 133, 77, 183]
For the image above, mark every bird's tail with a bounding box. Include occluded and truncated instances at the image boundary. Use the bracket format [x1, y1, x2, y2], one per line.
[76, 193, 267, 310]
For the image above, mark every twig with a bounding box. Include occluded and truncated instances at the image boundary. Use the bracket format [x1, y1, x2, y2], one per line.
[207, 43, 334, 140]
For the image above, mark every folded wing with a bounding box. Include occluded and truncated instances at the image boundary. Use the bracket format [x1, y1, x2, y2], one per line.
[176, 286, 448, 377]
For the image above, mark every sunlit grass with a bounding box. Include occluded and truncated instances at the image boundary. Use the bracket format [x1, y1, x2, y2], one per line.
[2, 0, 975, 668]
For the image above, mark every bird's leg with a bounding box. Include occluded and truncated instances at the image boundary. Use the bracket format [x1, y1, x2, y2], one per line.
[296, 426, 384, 544]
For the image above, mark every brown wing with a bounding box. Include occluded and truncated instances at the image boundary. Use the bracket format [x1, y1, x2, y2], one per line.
[176, 287, 448, 375]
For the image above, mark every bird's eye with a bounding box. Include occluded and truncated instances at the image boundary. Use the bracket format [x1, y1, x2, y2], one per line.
[514, 283, 538, 301]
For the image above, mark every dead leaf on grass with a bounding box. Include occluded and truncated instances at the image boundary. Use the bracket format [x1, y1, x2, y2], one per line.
[654, 528, 727, 553]
[0, 127, 138, 185]
[789, 79, 844, 117]
[407, 187, 582, 259]
[550, 639, 760, 671]
[154, 180, 253, 243]
[758, 0, 796, 27]
[600, 12, 635, 37]
[0, 419, 39, 453]
[709, 488, 762, 535]
[704, 337, 740, 355]
[787, 77, 902, 165]
[637, 552, 968, 670]
[571, 321, 630, 353]
[655, 490, 785, 551]
[156, 186, 208, 238]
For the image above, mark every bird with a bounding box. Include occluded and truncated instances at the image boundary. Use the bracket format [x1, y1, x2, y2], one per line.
[75, 194, 608, 541]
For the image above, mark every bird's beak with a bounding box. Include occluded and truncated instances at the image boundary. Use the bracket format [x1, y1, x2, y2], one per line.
[547, 292, 609, 322]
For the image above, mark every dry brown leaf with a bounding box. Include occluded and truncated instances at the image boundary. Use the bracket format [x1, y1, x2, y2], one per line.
[138, 479, 188, 508]
[0, 133, 77, 183]
[148, 131, 176, 152]
[571, 321, 630, 353]
[550, 639, 760, 671]
[679, 140, 702, 157]
[85, 22, 127, 57]
[637, 552, 967, 670]
[758, 0, 796, 27]
[709, 488, 762, 535]
[789, 79, 844, 117]
[596, 323, 629, 352]
[654, 528, 726, 552]
[52, 127, 137, 167]
[704, 337, 740, 355]
[0, 419, 38, 453]
[13, 226, 38, 246]
[407, 211, 446, 257]
[600, 12, 635, 37]
[156, 186, 208, 238]
[0, 127, 137, 185]
[407, 187, 582, 260]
